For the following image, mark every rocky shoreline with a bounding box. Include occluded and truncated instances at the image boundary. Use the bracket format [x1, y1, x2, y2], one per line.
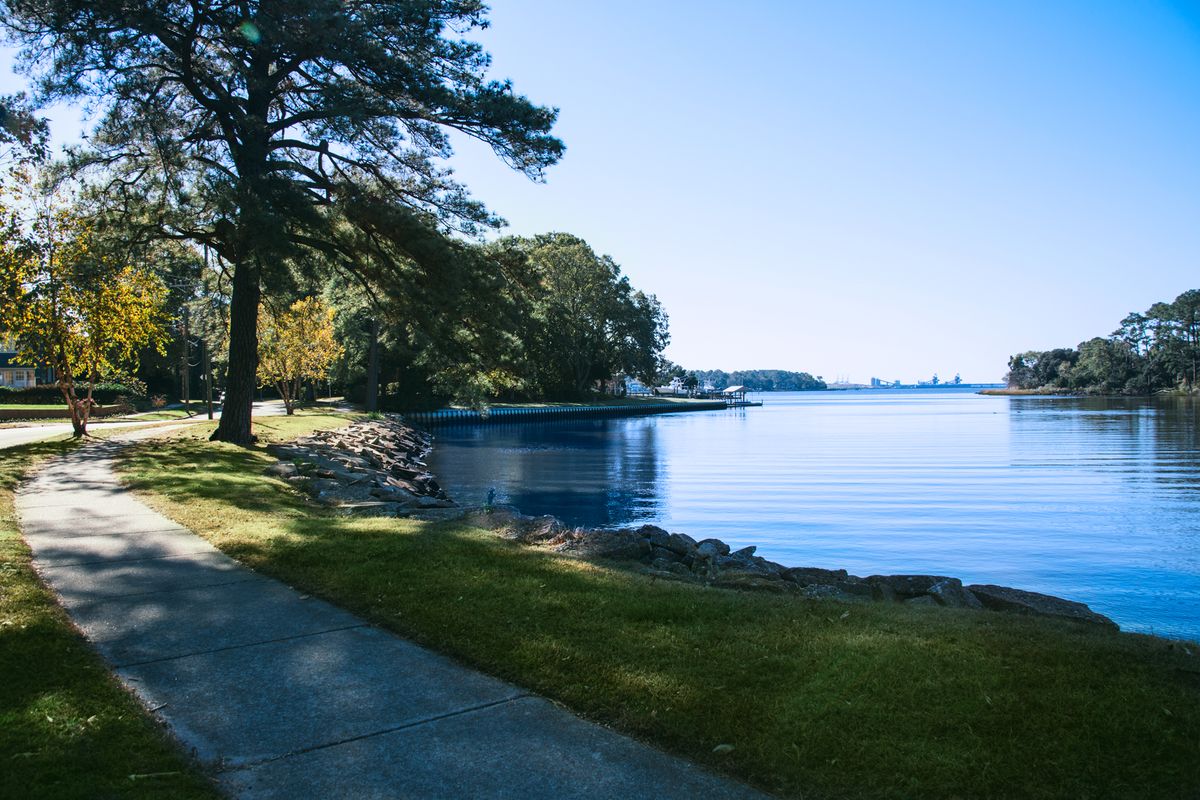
[265, 415, 1118, 631]
[266, 419, 456, 511]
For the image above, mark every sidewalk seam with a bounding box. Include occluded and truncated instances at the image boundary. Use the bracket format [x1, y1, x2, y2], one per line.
[113, 623, 372, 668]
[219, 693, 532, 773]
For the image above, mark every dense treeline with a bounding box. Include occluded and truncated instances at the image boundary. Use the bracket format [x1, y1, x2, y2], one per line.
[686, 369, 826, 392]
[1006, 290, 1200, 393]
[332, 233, 668, 408]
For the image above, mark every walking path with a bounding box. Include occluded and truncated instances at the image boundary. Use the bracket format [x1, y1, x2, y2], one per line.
[15, 431, 767, 799]
[0, 399, 304, 450]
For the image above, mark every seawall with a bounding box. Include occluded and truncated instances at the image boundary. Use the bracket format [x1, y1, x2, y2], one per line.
[405, 400, 728, 426]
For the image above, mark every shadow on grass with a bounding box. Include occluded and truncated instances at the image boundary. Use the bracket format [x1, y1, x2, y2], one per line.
[119, 439, 1200, 800]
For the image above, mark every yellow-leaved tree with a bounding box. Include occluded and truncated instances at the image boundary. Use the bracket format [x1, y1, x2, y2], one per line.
[0, 191, 168, 437]
[257, 297, 342, 415]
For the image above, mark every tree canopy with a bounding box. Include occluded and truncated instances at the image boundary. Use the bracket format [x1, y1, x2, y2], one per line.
[687, 369, 826, 392]
[493, 233, 669, 398]
[1005, 289, 1200, 394]
[1, 0, 563, 441]
[0, 184, 168, 435]
[257, 296, 341, 414]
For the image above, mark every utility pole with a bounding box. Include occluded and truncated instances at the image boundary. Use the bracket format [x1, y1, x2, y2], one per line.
[365, 317, 379, 412]
[179, 305, 190, 410]
[202, 338, 214, 420]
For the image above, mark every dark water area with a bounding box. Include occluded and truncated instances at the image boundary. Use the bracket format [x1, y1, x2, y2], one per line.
[425, 389, 1200, 640]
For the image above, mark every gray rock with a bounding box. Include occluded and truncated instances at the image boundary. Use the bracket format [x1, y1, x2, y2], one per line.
[696, 539, 730, 558]
[967, 584, 1118, 630]
[711, 573, 793, 593]
[928, 579, 983, 609]
[729, 545, 757, 559]
[781, 567, 850, 586]
[662, 532, 700, 556]
[638, 525, 672, 549]
[867, 574, 956, 600]
[716, 554, 781, 578]
[265, 461, 299, 479]
[905, 595, 939, 607]
[649, 545, 684, 564]
[307, 478, 342, 499]
[556, 530, 653, 562]
[835, 579, 875, 599]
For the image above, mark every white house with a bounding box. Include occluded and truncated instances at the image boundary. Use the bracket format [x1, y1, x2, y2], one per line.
[0, 333, 39, 389]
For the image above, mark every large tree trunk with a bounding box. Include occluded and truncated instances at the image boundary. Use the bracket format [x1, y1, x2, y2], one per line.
[212, 258, 261, 443]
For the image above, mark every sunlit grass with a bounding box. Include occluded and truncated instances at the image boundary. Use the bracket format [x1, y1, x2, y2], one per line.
[117, 424, 1200, 799]
[0, 441, 220, 799]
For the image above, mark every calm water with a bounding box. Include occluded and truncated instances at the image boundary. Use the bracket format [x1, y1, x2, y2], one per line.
[425, 389, 1200, 640]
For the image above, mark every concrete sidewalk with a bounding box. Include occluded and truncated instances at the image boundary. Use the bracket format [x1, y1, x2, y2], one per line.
[15, 434, 768, 799]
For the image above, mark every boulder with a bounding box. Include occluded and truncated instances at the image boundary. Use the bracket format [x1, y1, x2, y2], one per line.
[729, 545, 757, 559]
[712, 573, 793, 593]
[556, 529, 653, 561]
[928, 579, 983, 609]
[649, 545, 685, 564]
[648, 530, 698, 557]
[265, 461, 299, 479]
[967, 584, 1118, 630]
[649, 558, 693, 578]
[782, 567, 850, 586]
[905, 595, 939, 607]
[662, 532, 700, 556]
[834, 578, 875, 599]
[308, 478, 345, 504]
[696, 538, 730, 558]
[716, 554, 782, 578]
[867, 574, 957, 600]
[637, 525, 672, 549]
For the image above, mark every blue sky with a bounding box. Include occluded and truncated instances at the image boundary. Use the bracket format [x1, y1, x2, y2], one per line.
[4, 1, 1199, 382]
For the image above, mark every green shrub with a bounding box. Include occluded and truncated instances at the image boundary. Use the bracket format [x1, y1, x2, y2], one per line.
[0, 383, 145, 405]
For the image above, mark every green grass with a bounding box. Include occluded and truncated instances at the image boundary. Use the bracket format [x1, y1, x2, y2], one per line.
[0, 441, 221, 799]
[116, 418, 1200, 799]
[0, 404, 71, 410]
[109, 409, 201, 422]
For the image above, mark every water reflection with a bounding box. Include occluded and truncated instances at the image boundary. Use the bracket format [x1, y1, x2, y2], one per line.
[428, 419, 664, 528]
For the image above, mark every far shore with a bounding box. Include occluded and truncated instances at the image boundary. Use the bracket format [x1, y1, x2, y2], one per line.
[978, 387, 1085, 396]
[980, 387, 1197, 397]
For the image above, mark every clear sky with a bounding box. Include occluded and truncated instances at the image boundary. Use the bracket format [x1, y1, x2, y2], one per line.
[4, 1, 1200, 382]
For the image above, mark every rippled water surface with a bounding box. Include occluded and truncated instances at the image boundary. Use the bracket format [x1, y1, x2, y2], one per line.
[425, 389, 1200, 639]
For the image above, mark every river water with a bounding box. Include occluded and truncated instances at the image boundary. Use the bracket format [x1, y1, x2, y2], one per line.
[424, 389, 1200, 640]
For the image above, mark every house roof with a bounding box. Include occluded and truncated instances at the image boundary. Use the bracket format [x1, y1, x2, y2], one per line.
[722, 385, 746, 393]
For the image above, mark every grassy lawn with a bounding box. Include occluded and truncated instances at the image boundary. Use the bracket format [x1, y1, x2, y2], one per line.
[0, 404, 70, 410]
[116, 415, 1200, 799]
[0, 441, 220, 799]
[107, 409, 205, 423]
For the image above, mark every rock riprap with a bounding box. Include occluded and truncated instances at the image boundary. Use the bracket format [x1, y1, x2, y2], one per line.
[463, 510, 1119, 631]
[266, 417, 455, 512]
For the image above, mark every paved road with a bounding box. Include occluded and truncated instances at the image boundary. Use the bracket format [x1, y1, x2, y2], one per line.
[0, 400, 290, 450]
[14, 429, 768, 799]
